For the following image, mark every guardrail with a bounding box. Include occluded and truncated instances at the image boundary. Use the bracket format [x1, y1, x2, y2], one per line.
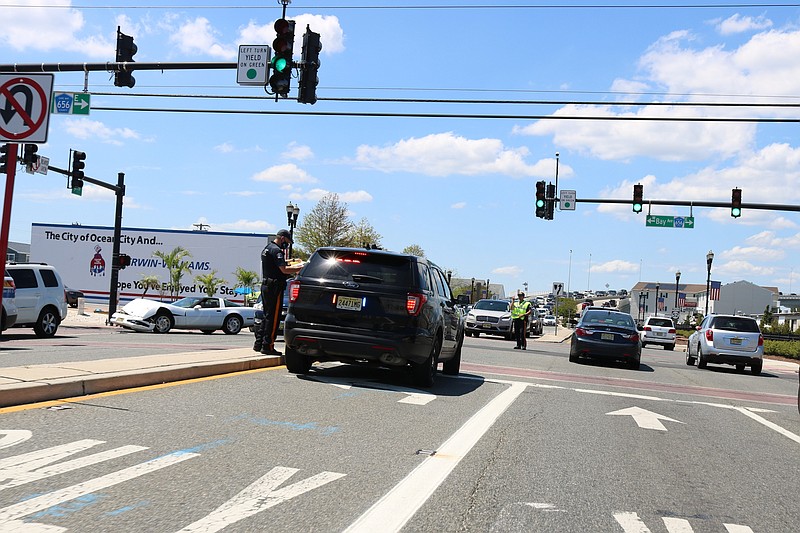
[763, 334, 800, 342]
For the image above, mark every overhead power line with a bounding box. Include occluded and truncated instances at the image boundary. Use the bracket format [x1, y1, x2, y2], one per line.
[3, 3, 797, 9]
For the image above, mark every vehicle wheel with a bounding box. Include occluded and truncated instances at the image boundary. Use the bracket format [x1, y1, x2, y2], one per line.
[641, 342, 647, 348]
[735, 363, 746, 372]
[473, 332, 480, 338]
[505, 333, 514, 341]
[751, 361, 762, 375]
[222, 315, 243, 335]
[465, 331, 472, 337]
[412, 334, 441, 388]
[628, 357, 640, 370]
[685, 349, 696, 366]
[33, 307, 60, 338]
[442, 337, 462, 376]
[697, 348, 708, 369]
[666, 344, 675, 351]
[569, 350, 578, 363]
[285, 346, 311, 374]
[152, 311, 173, 334]
[201, 330, 215, 335]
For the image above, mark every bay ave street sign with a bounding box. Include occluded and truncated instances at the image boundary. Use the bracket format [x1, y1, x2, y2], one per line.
[51, 92, 90, 115]
[0, 73, 53, 143]
[559, 189, 576, 210]
[646, 215, 695, 229]
[237, 45, 270, 86]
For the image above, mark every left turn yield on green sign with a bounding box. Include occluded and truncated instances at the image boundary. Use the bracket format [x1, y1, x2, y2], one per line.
[51, 92, 91, 115]
[0, 73, 53, 143]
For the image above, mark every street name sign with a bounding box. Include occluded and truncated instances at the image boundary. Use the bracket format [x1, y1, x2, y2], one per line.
[560, 189, 576, 210]
[0, 73, 53, 143]
[237, 45, 271, 85]
[51, 92, 91, 115]
[645, 215, 695, 229]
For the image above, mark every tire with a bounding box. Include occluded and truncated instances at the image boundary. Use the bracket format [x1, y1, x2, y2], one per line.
[201, 330, 215, 335]
[152, 311, 173, 334]
[33, 307, 60, 338]
[641, 342, 647, 348]
[442, 337, 462, 376]
[735, 363, 746, 372]
[569, 350, 578, 363]
[412, 334, 441, 388]
[222, 314, 243, 335]
[697, 348, 708, 369]
[751, 360, 762, 375]
[465, 331, 472, 337]
[628, 357, 640, 370]
[473, 332, 480, 338]
[666, 344, 675, 351]
[685, 350, 696, 366]
[285, 346, 311, 374]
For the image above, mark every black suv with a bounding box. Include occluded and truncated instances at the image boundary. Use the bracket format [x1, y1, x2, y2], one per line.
[283, 247, 465, 387]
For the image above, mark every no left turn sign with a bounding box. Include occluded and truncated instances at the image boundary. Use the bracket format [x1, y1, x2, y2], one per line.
[0, 73, 53, 143]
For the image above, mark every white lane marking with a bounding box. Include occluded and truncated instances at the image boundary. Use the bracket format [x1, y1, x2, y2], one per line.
[0, 519, 66, 532]
[662, 516, 693, 532]
[0, 431, 32, 451]
[523, 502, 567, 512]
[310, 375, 437, 405]
[606, 406, 684, 432]
[614, 511, 651, 532]
[724, 524, 754, 533]
[0, 439, 105, 472]
[344, 381, 528, 533]
[732, 406, 800, 445]
[176, 466, 345, 533]
[0, 452, 198, 524]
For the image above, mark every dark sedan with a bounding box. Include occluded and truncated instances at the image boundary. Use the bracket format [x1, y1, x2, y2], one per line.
[65, 287, 84, 308]
[569, 308, 641, 369]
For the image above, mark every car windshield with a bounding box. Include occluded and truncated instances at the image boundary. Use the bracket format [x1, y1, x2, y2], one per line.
[583, 311, 635, 328]
[711, 317, 760, 332]
[473, 300, 510, 312]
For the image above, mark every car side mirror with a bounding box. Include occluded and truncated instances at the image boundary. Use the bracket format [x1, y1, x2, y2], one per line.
[695, 326, 701, 331]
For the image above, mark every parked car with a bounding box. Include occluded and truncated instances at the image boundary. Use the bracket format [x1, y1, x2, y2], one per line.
[65, 287, 85, 308]
[5, 262, 68, 337]
[640, 316, 676, 350]
[283, 247, 464, 387]
[111, 296, 256, 334]
[248, 282, 291, 334]
[2, 271, 18, 331]
[465, 299, 513, 339]
[569, 308, 641, 369]
[543, 315, 556, 326]
[685, 314, 764, 374]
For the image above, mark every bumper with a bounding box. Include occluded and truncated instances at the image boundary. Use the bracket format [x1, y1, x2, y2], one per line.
[110, 312, 155, 332]
[284, 324, 433, 366]
[642, 334, 675, 346]
[2, 313, 17, 330]
[466, 322, 512, 336]
[704, 351, 763, 366]
[570, 337, 641, 362]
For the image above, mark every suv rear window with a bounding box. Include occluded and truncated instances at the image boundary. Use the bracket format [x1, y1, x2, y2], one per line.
[40, 269, 59, 287]
[303, 250, 414, 288]
[647, 318, 674, 328]
[8, 268, 37, 289]
[711, 317, 760, 332]
[583, 310, 635, 328]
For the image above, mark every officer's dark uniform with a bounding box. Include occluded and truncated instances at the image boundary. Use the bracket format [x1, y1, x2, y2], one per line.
[253, 239, 290, 355]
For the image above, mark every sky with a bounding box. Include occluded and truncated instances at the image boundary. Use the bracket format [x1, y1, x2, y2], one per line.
[3, 1, 800, 298]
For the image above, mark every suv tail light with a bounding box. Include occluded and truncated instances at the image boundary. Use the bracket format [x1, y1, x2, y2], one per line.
[630, 333, 640, 343]
[668, 328, 676, 334]
[705, 329, 714, 342]
[575, 327, 589, 337]
[758, 334, 763, 346]
[288, 280, 301, 303]
[643, 326, 652, 331]
[406, 293, 427, 316]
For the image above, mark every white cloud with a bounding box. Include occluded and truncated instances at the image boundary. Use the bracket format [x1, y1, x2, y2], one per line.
[252, 163, 317, 184]
[451, 202, 467, 209]
[197, 219, 275, 233]
[238, 14, 345, 55]
[716, 260, 776, 277]
[351, 132, 566, 178]
[590, 260, 639, 274]
[214, 142, 235, 153]
[492, 266, 522, 276]
[289, 188, 372, 203]
[169, 17, 235, 59]
[719, 246, 784, 262]
[715, 14, 772, 36]
[283, 143, 314, 161]
[62, 118, 142, 145]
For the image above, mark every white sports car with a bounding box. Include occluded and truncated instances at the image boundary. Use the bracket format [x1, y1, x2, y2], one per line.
[111, 296, 256, 334]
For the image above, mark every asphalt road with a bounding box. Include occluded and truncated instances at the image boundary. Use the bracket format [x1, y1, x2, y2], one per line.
[0, 332, 797, 532]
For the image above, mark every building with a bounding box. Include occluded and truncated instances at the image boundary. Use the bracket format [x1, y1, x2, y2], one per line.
[5, 241, 30, 263]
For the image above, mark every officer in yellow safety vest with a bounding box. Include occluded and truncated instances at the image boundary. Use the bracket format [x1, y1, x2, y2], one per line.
[511, 292, 532, 350]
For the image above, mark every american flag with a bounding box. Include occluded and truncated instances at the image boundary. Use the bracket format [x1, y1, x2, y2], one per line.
[657, 297, 665, 310]
[710, 281, 721, 301]
[678, 292, 686, 307]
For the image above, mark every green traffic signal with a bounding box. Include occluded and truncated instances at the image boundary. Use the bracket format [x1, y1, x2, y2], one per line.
[731, 207, 741, 217]
[272, 56, 288, 73]
[536, 199, 545, 208]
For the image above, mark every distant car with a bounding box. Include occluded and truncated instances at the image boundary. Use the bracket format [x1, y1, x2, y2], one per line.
[543, 315, 556, 326]
[2, 271, 17, 331]
[6, 262, 68, 338]
[640, 316, 676, 350]
[248, 283, 290, 334]
[65, 287, 85, 308]
[569, 308, 641, 369]
[111, 296, 256, 334]
[465, 299, 513, 339]
[685, 314, 764, 374]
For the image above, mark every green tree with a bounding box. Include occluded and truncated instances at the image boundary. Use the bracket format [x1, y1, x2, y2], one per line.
[139, 274, 161, 298]
[195, 270, 226, 297]
[153, 246, 192, 301]
[294, 193, 354, 254]
[761, 305, 774, 330]
[403, 244, 425, 257]
[349, 217, 383, 249]
[234, 267, 259, 304]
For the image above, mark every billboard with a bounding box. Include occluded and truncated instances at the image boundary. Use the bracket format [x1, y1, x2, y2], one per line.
[30, 223, 270, 305]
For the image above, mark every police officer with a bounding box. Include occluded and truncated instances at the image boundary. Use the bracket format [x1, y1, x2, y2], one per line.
[511, 292, 532, 350]
[253, 229, 304, 356]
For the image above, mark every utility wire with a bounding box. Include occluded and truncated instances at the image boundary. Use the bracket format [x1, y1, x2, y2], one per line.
[5, 3, 798, 9]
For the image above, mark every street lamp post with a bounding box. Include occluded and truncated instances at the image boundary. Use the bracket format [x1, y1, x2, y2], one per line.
[674, 270, 681, 315]
[470, 278, 475, 304]
[285, 203, 300, 259]
[705, 250, 714, 316]
[654, 282, 660, 317]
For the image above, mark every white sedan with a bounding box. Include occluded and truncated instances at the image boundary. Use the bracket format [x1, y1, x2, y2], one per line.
[111, 296, 256, 334]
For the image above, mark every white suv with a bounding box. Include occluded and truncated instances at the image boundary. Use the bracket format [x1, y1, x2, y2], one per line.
[2, 271, 18, 331]
[640, 316, 676, 350]
[5, 263, 68, 337]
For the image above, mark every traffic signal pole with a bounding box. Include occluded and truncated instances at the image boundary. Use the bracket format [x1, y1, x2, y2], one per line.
[0, 143, 18, 326]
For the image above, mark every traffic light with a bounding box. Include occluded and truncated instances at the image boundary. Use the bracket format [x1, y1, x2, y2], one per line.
[114, 27, 137, 88]
[731, 188, 742, 218]
[71, 150, 86, 189]
[298, 26, 321, 104]
[535, 180, 546, 218]
[633, 183, 643, 213]
[545, 182, 556, 220]
[0, 144, 11, 174]
[22, 144, 38, 166]
[116, 253, 131, 269]
[269, 18, 295, 97]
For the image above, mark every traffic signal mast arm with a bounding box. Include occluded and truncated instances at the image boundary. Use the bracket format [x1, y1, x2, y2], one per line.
[573, 197, 800, 212]
[45, 163, 124, 195]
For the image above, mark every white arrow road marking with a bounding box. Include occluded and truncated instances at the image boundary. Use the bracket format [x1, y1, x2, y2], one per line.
[0, 431, 32, 451]
[310, 375, 437, 405]
[176, 467, 345, 533]
[0, 452, 198, 524]
[606, 406, 684, 431]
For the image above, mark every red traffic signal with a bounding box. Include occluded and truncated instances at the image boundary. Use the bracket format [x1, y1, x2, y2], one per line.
[116, 253, 132, 269]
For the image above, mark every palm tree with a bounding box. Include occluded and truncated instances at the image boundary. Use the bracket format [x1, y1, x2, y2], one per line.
[153, 246, 192, 301]
[139, 274, 161, 298]
[195, 271, 226, 297]
[234, 267, 259, 304]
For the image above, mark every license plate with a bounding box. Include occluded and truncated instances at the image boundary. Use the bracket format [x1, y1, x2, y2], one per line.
[655, 331, 664, 337]
[730, 338, 742, 345]
[336, 296, 362, 311]
[482, 323, 492, 329]
[601, 332, 614, 341]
